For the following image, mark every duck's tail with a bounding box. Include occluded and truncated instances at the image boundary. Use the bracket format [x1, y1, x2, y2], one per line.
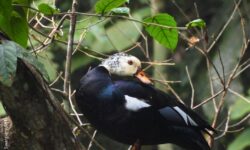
[170, 127, 211, 150]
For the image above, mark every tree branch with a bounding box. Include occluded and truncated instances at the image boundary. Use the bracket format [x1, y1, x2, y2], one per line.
[63, 0, 78, 112]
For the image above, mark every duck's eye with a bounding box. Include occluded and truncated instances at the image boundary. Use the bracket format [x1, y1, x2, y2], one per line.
[128, 60, 133, 65]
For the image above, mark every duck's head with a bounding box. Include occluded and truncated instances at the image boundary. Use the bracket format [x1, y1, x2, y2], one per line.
[100, 53, 152, 84]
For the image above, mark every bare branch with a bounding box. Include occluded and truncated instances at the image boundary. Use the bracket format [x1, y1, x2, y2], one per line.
[64, 0, 78, 94]
[214, 110, 230, 140]
[193, 89, 224, 109]
[228, 88, 250, 103]
[185, 66, 195, 108]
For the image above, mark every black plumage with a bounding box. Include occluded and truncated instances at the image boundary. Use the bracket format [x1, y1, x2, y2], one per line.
[76, 65, 215, 150]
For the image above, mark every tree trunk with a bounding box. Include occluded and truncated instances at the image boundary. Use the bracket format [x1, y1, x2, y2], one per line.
[0, 59, 84, 150]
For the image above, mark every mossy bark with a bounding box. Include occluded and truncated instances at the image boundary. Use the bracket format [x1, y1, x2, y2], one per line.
[0, 59, 83, 150]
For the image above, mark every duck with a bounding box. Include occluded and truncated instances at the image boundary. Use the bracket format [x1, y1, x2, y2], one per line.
[75, 53, 215, 150]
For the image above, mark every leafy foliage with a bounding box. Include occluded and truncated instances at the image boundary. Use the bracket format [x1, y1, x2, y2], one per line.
[0, 1, 12, 36]
[13, 0, 32, 5]
[0, 41, 18, 86]
[37, 51, 58, 80]
[0, 0, 29, 47]
[19, 49, 49, 81]
[230, 98, 250, 120]
[111, 7, 130, 15]
[95, 0, 127, 14]
[186, 19, 206, 29]
[10, 11, 28, 47]
[77, 8, 150, 54]
[0, 1, 249, 150]
[38, 3, 59, 15]
[228, 128, 250, 150]
[144, 13, 178, 51]
[0, 102, 6, 117]
[0, 41, 48, 86]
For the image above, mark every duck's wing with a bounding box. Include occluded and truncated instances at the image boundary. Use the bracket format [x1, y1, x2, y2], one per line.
[113, 80, 215, 133]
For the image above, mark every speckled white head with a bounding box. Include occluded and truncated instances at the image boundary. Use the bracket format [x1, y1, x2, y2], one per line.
[100, 53, 141, 76]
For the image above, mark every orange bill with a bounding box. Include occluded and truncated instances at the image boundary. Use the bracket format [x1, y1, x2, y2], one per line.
[135, 70, 152, 84]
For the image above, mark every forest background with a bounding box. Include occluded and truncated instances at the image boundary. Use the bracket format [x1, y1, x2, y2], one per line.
[0, 0, 250, 150]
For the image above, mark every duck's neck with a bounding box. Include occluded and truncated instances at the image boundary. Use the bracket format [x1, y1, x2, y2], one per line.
[99, 64, 112, 74]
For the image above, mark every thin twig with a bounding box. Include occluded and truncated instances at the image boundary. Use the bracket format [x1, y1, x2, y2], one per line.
[228, 88, 250, 103]
[72, 125, 105, 150]
[51, 88, 66, 95]
[128, 13, 149, 56]
[77, 49, 104, 61]
[211, 23, 249, 134]
[206, 57, 218, 111]
[170, 0, 190, 21]
[216, 128, 244, 133]
[179, 32, 225, 86]
[128, 145, 132, 150]
[207, 0, 242, 52]
[193, 89, 224, 109]
[151, 78, 181, 84]
[185, 66, 195, 108]
[69, 87, 83, 125]
[72, 29, 88, 55]
[49, 72, 63, 87]
[156, 69, 184, 103]
[214, 110, 230, 140]
[234, 62, 250, 79]
[234, 0, 248, 56]
[123, 42, 142, 53]
[34, 14, 69, 52]
[218, 49, 226, 86]
[141, 61, 175, 66]
[87, 130, 98, 150]
[229, 113, 250, 128]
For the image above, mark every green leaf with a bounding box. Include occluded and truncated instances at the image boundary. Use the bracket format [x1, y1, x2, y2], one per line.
[228, 128, 250, 150]
[0, 0, 12, 38]
[13, 0, 33, 15]
[21, 52, 50, 81]
[0, 41, 49, 87]
[0, 41, 18, 86]
[95, 0, 127, 14]
[82, 7, 150, 53]
[186, 19, 206, 29]
[230, 99, 250, 120]
[0, 1, 29, 47]
[10, 11, 28, 47]
[37, 51, 57, 81]
[111, 7, 130, 15]
[71, 54, 93, 73]
[0, 101, 6, 117]
[0, 1, 12, 16]
[38, 3, 59, 15]
[12, 42, 50, 81]
[144, 13, 178, 51]
[13, 0, 33, 5]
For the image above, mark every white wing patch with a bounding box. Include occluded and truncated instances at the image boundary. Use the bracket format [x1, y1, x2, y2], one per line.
[124, 95, 150, 111]
[173, 106, 198, 126]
